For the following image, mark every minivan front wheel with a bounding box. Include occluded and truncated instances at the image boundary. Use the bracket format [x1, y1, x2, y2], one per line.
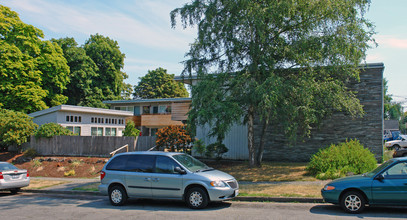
[109, 185, 127, 206]
[186, 187, 209, 209]
[340, 191, 366, 214]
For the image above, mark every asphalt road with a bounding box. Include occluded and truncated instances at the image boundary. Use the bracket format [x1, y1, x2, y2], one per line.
[1, 192, 407, 220]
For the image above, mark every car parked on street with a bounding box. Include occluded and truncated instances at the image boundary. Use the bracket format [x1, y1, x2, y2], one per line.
[393, 148, 407, 158]
[321, 157, 407, 213]
[98, 151, 239, 209]
[385, 135, 407, 150]
[0, 162, 30, 194]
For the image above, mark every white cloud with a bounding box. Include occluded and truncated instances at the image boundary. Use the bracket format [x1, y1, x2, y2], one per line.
[376, 35, 407, 49]
[5, 0, 196, 51]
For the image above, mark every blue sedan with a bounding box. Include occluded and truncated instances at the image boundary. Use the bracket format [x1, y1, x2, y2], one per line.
[321, 157, 407, 213]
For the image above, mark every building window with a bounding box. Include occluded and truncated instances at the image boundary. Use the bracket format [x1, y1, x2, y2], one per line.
[98, 118, 101, 123]
[74, 116, 78, 122]
[105, 128, 117, 136]
[66, 116, 69, 122]
[134, 106, 141, 116]
[70, 116, 74, 122]
[74, 127, 81, 135]
[91, 127, 103, 136]
[143, 106, 150, 114]
[78, 116, 81, 123]
[115, 107, 120, 110]
[91, 117, 94, 123]
[66, 126, 81, 135]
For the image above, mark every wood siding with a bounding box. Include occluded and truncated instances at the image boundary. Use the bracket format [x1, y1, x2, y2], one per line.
[171, 102, 190, 121]
[141, 114, 183, 127]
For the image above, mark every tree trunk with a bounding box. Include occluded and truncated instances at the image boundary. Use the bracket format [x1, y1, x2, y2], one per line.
[247, 106, 256, 167]
[255, 119, 268, 167]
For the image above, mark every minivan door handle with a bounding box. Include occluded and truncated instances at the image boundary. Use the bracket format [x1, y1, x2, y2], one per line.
[144, 178, 151, 182]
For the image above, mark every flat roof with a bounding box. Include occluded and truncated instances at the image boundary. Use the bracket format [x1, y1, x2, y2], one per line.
[174, 62, 385, 82]
[103, 97, 191, 105]
[28, 105, 134, 118]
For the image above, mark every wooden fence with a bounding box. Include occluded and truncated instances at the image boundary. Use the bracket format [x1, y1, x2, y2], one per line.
[23, 136, 157, 157]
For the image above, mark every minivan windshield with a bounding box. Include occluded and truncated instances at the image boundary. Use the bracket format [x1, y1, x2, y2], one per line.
[172, 154, 213, 172]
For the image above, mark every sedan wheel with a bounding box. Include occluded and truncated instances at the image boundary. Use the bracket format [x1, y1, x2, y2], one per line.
[340, 191, 366, 214]
[186, 187, 208, 209]
[109, 185, 127, 206]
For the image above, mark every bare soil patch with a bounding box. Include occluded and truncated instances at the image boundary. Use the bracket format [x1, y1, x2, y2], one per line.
[0, 152, 107, 178]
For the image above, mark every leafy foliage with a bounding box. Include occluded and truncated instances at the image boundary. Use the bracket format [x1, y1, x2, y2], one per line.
[34, 123, 74, 138]
[133, 67, 189, 99]
[193, 139, 206, 157]
[171, 0, 374, 166]
[123, 120, 140, 138]
[306, 139, 377, 180]
[205, 142, 228, 160]
[23, 148, 38, 158]
[0, 109, 38, 148]
[0, 6, 70, 113]
[52, 35, 132, 108]
[84, 34, 132, 102]
[156, 125, 192, 152]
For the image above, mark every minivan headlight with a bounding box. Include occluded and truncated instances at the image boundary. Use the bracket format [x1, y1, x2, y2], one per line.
[210, 180, 227, 187]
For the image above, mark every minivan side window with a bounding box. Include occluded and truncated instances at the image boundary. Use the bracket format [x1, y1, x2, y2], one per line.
[106, 155, 129, 171]
[126, 155, 155, 173]
[155, 156, 180, 174]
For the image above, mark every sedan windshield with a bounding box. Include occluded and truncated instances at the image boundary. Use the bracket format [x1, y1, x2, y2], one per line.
[0, 163, 18, 171]
[172, 154, 212, 172]
[365, 159, 394, 177]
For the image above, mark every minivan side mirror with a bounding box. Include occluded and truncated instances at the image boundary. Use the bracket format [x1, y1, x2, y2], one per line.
[174, 167, 186, 175]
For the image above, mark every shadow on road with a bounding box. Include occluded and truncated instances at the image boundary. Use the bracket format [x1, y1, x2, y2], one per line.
[78, 197, 232, 212]
[310, 204, 407, 218]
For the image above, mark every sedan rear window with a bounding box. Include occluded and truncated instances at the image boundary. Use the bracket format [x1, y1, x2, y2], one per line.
[0, 163, 18, 171]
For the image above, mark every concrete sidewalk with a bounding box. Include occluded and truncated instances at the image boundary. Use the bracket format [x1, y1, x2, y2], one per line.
[21, 177, 325, 203]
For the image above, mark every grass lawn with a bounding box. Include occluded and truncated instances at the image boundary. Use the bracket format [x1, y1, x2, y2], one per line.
[239, 183, 324, 198]
[73, 183, 100, 192]
[25, 180, 68, 190]
[208, 161, 317, 182]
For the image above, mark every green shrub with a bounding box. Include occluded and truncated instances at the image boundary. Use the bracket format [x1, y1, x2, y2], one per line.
[35, 123, 74, 138]
[0, 109, 38, 149]
[23, 148, 38, 158]
[307, 139, 377, 180]
[123, 121, 140, 138]
[193, 139, 206, 157]
[205, 142, 228, 160]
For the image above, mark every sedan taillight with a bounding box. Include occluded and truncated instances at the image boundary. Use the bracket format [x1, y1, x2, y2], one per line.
[26, 171, 29, 177]
[100, 171, 105, 180]
[0, 172, 3, 180]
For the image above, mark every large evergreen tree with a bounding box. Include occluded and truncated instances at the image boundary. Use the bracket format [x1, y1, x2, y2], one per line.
[171, 0, 375, 166]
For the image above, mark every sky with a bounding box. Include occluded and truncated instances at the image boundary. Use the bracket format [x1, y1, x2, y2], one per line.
[2, 0, 407, 108]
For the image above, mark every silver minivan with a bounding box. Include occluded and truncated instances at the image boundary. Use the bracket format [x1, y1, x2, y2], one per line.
[98, 151, 239, 209]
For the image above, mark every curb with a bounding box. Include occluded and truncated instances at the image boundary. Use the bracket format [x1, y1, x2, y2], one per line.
[233, 196, 323, 203]
[22, 189, 101, 196]
[22, 189, 324, 203]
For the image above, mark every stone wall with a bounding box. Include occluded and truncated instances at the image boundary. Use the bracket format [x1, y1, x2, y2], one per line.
[254, 63, 384, 162]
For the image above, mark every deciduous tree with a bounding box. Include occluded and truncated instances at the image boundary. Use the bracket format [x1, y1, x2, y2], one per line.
[133, 67, 189, 99]
[0, 5, 70, 112]
[171, 0, 375, 166]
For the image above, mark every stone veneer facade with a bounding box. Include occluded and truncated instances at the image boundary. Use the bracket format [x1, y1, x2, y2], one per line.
[254, 63, 384, 162]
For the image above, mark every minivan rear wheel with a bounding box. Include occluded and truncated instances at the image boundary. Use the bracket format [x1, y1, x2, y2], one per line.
[186, 187, 209, 209]
[109, 185, 127, 206]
